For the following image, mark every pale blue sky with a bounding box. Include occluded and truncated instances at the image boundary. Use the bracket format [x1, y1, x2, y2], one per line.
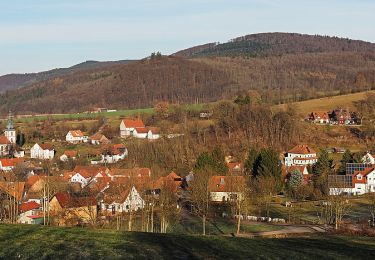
[0, 0, 374, 75]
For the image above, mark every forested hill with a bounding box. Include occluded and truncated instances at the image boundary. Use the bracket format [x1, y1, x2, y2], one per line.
[1, 33, 375, 114]
[174, 33, 375, 57]
[0, 60, 135, 93]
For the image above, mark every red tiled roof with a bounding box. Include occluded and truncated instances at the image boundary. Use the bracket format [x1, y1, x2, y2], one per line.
[153, 172, 182, 192]
[53, 192, 96, 208]
[208, 176, 245, 193]
[90, 133, 108, 141]
[148, 127, 160, 134]
[39, 143, 54, 150]
[73, 166, 108, 179]
[122, 119, 145, 129]
[135, 127, 148, 134]
[64, 150, 78, 157]
[288, 145, 316, 155]
[20, 201, 40, 212]
[26, 175, 41, 188]
[0, 135, 10, 145]
[69, 130, 84, 137]
[311, 111, 329, 120]
[0, 158, 23, 167]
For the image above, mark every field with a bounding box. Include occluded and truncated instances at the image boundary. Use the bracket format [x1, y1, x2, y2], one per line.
[274, 90, 375, 116]
[0, 224, 374, 259]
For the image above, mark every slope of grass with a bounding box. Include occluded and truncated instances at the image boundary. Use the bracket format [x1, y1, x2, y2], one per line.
[0, 224, 374, 259]
[274, 90, 375, 116]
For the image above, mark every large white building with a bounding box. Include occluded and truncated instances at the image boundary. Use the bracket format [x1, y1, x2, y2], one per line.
[30, 143, 55, 160]
[284, 145, 318, 167]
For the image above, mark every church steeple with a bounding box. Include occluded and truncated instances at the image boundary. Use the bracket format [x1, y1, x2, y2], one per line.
[4, 110, 16, 144]
[6, 111, 14, 130]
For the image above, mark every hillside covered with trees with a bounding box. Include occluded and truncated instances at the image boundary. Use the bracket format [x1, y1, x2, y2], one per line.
[174, 33, 375, 57]
[1, 33, 375, 114]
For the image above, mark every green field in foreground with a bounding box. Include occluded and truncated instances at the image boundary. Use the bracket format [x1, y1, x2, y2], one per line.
[0, 224, 374, 259]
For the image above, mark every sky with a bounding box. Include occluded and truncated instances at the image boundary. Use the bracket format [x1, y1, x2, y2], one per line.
[0, 0, 374, 75]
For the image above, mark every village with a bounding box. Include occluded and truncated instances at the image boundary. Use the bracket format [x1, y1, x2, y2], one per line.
[0, 103, 374, 236]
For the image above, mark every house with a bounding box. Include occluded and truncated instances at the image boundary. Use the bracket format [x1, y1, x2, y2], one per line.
[100, 186, 144, 214]
[18, 201, 43, 225]
[362, 153, 375, 164]
[49, 192, 97, 226]
[30, 143, 55, 160]
[227, 162, 244, 175]
[352, 167, 375, 195]
[284, 145, 318, 167]
[65, 166, 110, 187]
[66, 130, 88, 144]
[151, 172, 183, 195]
[91, 144, 128, 165]
[0, 158, 24, 171]
[329, 108, 358, 125]
[120, 119, 147, 138]
[89, 133, 110, 145]
[208, 176, 245, 202]
[60, 150, 78, 162]
[308, 111, 330, 124]
[0, 135, 11, 157]
[147, 127, 160, 140]
[13, 147, 25, 158]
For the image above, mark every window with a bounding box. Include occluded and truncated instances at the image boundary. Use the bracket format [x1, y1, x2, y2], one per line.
[357, 175, 362, 180]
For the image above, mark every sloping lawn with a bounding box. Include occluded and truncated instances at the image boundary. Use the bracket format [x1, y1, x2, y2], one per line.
[0, 224, 374, 259]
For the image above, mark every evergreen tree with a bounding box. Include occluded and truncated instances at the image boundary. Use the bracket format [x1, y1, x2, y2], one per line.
[313, 150, 334, 194]
[338, 149, 353, 174]
[288, 169, 303, 191]
[244, 148, 258, 175]
[253, 148, 283, 191]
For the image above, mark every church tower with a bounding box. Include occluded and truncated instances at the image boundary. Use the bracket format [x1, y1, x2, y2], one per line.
[4, 111, 16, 144]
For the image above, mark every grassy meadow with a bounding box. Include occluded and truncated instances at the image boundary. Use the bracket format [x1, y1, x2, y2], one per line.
[0, 224, 374, 259]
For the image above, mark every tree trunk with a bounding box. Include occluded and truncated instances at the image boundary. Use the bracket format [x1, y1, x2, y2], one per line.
[151, 204, 154, 233]
[236, 214, 241, 235]
[202, 215, 206, 235]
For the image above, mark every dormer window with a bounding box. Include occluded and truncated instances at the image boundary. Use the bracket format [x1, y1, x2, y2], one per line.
[357, 175, 362, 180]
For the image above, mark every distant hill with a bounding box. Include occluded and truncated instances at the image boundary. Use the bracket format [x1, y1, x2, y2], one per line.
[174, 32, 375, 57]
[0, 60, 135, 93]
[1, 33, 375, 114]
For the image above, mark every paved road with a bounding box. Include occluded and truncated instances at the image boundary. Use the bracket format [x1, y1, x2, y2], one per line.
[236, 224, 327, 238]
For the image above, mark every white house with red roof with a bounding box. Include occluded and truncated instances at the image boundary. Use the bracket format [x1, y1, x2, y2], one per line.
[352, 167, 375, 195]
[209, 175, 245, 202]
[308, 111, 330, 124]
[0, 158, 24, 171]
[100, 186, 144, 214]
[362, 152, 375, 164]
[284, 145, 318, 167]
[120, 119, 147, 138]
[120, 119, 160, 139]
[66, 130, 88, 144]
[30, 143, 55, 160]
[18, 201, 43, 224]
